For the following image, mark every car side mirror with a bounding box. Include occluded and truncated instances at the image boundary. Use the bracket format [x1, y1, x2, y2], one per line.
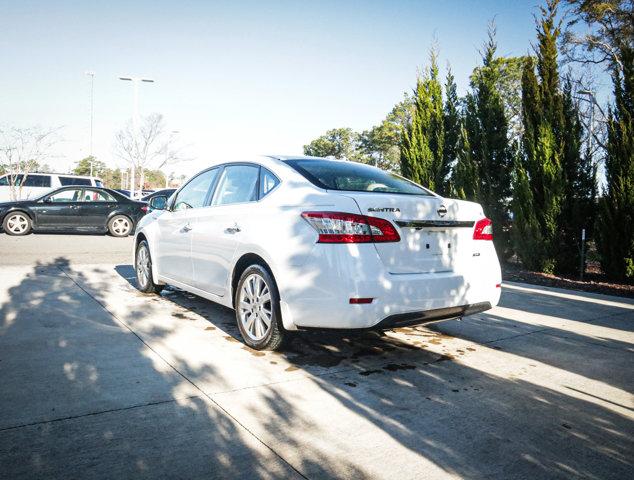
[43, 197, 53, 203]
[149, 196, 167, 211]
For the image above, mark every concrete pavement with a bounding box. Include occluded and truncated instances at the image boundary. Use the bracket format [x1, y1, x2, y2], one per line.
[0, 234, 632, 478]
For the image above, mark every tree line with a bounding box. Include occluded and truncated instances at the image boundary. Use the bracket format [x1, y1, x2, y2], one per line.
[304, 0, 633, 282]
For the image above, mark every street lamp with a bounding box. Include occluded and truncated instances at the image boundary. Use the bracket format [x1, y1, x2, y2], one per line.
[118, 76, 155, 198]
[85, 71, 95, 176]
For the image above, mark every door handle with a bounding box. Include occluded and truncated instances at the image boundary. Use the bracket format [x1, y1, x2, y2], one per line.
[225, 224, 241, 234]
[181, 223, 192, 233]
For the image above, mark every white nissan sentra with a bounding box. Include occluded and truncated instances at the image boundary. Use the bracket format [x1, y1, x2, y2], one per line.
[134, 156, 501, 350]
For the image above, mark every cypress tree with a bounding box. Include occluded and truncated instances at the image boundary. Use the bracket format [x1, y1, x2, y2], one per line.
[464, 26, 513, 256]
[443, 67, 461, 193]
[513, 0, 566, 273]
[400, 50, 446, 193]
[452, 123, 479, 200]
[555, 77, 597, 274]
[597, 49, 634, 281]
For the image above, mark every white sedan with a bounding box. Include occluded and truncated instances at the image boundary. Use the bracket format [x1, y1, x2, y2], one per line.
[134, 156, 501, 350]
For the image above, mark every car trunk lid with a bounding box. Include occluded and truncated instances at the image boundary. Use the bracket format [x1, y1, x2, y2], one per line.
[342, 192, 481, 274]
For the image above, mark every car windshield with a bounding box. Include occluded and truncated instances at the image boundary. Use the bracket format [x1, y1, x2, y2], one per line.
[285, 159, 431, 196]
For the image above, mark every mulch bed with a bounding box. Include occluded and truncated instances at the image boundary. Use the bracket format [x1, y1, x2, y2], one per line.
[502, 262, 634, 299]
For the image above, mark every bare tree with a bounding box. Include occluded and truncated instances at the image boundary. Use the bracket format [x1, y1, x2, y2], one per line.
[0, 126, 61, 201]
[114, 114, 187, 194]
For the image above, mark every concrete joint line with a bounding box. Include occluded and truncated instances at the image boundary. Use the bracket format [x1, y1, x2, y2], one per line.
[0, 396, 200, 433]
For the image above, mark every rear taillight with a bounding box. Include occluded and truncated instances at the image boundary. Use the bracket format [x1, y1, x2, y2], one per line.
[301, 211, 400, 243]
[473, 218, 493, 240]
[141, 205, 149, 213]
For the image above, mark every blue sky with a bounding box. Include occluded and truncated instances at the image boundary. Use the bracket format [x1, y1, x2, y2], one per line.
[2, 0, 543, 175]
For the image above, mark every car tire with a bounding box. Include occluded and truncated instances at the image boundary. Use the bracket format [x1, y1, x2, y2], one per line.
[2, 212, 32, 236]
[108, 215, 133, 237]
[235, 264, 285, 351]
[135, 240, 164, 294]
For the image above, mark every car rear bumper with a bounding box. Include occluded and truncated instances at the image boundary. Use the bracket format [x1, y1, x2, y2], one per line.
[277, 243, 502, 330]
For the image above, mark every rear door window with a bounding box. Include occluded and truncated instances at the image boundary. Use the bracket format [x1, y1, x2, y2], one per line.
[212, 165, 260, 206]
[0, 176, 9, 186]
[82, 189, 115, 202]
[285, 159, 431, 195]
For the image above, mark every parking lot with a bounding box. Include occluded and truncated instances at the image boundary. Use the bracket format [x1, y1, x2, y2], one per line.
[0, 234, 632, 479]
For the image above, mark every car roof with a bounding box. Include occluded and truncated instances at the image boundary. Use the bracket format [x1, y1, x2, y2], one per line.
[0, 172, 101, 179]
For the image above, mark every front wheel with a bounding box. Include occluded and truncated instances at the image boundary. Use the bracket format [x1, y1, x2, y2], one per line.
[135, 240, 164, 294]
[235, 265, 285, 350]
[108, 215, 133, 237]
[3, 212, 32, 236]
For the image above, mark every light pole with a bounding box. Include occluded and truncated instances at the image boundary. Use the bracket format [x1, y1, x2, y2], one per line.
[118, 76, 155, 198]
[85, 71, 95, 176]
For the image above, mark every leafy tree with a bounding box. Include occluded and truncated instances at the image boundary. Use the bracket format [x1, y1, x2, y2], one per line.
[73, 156, 106, 177]
[303, 128, 366, 161]
[400, 49, 446, 193]
[360, 95, 414, 172]
[513, 0, 566, 273]
[464, 26, 513, 256]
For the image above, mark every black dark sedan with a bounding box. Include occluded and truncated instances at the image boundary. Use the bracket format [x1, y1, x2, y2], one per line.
[0, 186, 148, 237]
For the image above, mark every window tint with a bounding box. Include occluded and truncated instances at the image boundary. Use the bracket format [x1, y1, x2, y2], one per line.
[59, 176, 91, 186]
[22, 175, 52, 187]
[286, 159, 431, 196]
[82, 190, 115, 202]
[259, 168, 280, 198]
[213, 165, 259, 206]
[48, 189, 83, 202]
[173, 168, 218, 211]
[0, 176, 8, 186]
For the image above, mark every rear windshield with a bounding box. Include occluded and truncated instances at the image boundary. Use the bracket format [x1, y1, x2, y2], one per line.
[285, 159, 431, 195]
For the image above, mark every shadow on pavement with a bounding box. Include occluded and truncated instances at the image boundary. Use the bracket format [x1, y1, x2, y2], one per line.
[0, 259, 632, 478]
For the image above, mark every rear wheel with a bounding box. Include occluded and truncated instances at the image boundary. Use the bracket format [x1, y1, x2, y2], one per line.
[3, 212, 32, 236]
[135, 240, 164, 294]
[108, 215, 133, 237]
[235, 265, 285, 350]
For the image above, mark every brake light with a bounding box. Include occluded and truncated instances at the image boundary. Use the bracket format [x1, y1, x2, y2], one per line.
[473, 218, 493, 240]
[141, 205, 149, 213]
[301, 211, 400, 243]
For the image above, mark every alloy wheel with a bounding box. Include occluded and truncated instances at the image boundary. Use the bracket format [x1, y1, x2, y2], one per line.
[136, 245, 151, 289]
[238, 273, 273, 341]
[6, 214, 29, 234]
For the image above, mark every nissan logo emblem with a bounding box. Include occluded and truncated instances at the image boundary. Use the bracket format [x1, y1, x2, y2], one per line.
[437, 205, 447, 218]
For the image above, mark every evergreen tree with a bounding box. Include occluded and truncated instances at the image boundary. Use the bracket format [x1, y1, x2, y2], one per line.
[443, 67, 461, 192]
[452, 123, 479, 200]
[400, 50, 446, 193]
[597, 50, 634, 280]
[556, 78, 597, 274]
[513, 0, 566, 273]
[464, 26, 513, 256]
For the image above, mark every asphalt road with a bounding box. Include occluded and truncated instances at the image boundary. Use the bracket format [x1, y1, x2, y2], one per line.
[0, 233, 632, 479]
